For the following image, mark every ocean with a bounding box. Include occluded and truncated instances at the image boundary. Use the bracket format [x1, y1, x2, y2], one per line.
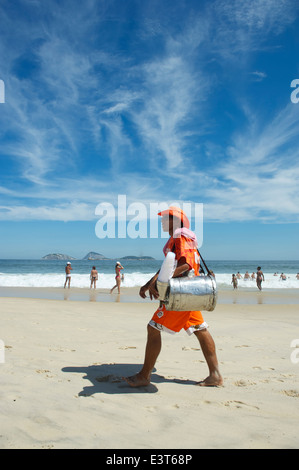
[0, 259, 298, 290]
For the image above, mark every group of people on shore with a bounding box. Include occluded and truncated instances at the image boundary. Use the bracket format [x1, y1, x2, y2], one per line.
[231, 267, 264, 291]
[232, 267, 299, 290]
[63, 261, 124, 292]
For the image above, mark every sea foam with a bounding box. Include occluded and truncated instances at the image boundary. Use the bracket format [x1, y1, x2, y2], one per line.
[0, 271, 298, 289]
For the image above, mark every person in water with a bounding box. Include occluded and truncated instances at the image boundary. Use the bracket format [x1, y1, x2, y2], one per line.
[90, 266, 98, 289]
[124, 206, 222, 388]
[64, 262, 72, 289]
[110, 262, 124, 294]
[256, 266, 265, 291]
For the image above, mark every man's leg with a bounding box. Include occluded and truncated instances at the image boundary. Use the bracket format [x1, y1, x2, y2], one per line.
[194, 329, 223, 386]
[124, 324, 161, 387]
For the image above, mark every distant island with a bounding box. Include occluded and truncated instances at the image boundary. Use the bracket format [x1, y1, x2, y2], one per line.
[42, 253, 76, 260]
[82, 252, 110, 260]
[42, 252, 154, 261]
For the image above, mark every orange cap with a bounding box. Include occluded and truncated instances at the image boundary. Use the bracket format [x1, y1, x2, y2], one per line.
[158, 206, 190, 229]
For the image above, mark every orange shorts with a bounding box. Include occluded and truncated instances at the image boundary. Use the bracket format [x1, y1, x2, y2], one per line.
[149, 304, 208, 336]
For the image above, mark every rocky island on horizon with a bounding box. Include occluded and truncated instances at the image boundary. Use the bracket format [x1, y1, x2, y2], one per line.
[82, 252, 110, 260]
[42, 252, 155, 261]
[42, 253, 76, 260]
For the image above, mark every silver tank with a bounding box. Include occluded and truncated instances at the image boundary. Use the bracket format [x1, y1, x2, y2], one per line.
[157, 275, 217, 312]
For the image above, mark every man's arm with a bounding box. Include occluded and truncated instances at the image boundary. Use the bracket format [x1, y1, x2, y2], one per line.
[173, 257, 189, 277]
[141, 257, 190, 300]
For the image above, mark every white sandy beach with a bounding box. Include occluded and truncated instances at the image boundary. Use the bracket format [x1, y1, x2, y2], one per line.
[1, 289, 299, 449]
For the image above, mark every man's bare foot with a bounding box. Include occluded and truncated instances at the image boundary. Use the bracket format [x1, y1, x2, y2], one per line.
[196, 374, 223, 387]
[123, 373, 150, 387]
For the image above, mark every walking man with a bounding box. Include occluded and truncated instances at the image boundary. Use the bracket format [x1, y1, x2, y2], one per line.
[124, 206, 222, 388]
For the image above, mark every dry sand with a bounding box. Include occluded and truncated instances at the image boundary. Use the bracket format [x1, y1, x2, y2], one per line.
[0, 289, 299, 449]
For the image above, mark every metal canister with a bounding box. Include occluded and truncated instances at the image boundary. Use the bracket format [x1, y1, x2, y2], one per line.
[156, 280, 169, 302]
[162, 275, 217, 312]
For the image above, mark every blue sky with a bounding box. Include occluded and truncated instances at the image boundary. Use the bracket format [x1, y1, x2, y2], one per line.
[0, 0, 299, 260]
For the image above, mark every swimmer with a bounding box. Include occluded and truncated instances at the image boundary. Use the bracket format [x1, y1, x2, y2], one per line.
[232, 274, 238, 289]
[256, 267, 264, 291]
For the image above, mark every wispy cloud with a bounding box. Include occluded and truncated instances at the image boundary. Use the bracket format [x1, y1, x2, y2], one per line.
[209, 0, 298, 57]
[251, 71, 267, 82]
[0, 0, 298, 227]
[131, 56, 199, 169]
[202, 103, 299, 222]
[0, 1, 117, 186]
[0, 201, 94, 222]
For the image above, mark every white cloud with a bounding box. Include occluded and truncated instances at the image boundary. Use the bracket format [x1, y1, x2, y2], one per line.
[128, 51, 207, 170]
[208, 0, 298, 58]
[0, 0, 298, 228]
[201, 103, 299, 222]
[0, 201, 94, 222]
[251, 71, 267, 82]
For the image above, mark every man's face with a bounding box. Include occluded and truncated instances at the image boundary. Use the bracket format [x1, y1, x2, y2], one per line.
[161, 215, 171, 233]
[161, 215, 181, 234]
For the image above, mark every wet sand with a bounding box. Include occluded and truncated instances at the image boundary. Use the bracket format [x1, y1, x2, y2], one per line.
[0, 285, 298, 304]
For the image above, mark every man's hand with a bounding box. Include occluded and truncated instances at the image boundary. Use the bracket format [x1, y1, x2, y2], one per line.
[139, 271, 160, 300]
[139, 281, 159, 300]
[139, 284, 149, 299]
[148, 280, 159, 300]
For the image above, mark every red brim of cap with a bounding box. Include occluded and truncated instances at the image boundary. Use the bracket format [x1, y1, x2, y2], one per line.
[158, 207, 190, 228]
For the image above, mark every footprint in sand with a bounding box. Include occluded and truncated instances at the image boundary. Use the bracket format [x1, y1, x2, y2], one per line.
[234, 379, 256, 387]
[36, 369, 54, 378]
[224, 400, 260, 410]
[49, 347, 76, 353]
[282, 389, 299, 398]
[252, 366, 276, 371]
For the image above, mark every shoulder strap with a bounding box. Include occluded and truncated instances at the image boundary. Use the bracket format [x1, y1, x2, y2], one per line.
[197, 249, 212, 276]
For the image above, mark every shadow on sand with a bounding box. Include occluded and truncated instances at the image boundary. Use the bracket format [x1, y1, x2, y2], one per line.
[62, 363, 198, 396]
